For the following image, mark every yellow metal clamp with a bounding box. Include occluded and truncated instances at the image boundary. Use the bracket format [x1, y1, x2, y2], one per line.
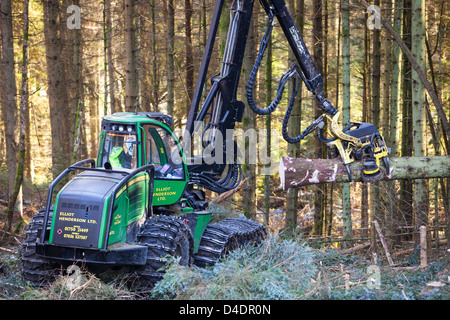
[326, 112, 362, 148]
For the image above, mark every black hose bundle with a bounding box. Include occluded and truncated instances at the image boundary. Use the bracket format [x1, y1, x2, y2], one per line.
[188, 140, 242, 194]
[189, 162, 241, 194]
[246, 14, 315, 144]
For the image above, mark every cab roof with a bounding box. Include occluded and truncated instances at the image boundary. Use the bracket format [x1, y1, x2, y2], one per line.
[103, 112, 173, 128]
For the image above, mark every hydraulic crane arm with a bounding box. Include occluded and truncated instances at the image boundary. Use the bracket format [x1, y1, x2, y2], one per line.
[185, 0, 334, 137]
[184, 0, 390, 195]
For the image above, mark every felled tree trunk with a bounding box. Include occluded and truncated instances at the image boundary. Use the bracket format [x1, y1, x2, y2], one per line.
[279, 156, 450, 190]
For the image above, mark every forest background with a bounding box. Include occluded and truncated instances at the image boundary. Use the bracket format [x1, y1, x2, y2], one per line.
[0, 0, 449, 258]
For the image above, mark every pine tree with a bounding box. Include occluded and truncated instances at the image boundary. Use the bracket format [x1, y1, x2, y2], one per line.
[43, 0, 71, 179]
[166, 0, 175, 115]
[400, 0, 414, 238]
[242, 5, 257, 220]
[125, 0, 138, 112]
[411, 0, 428, 237]
[312, 0, 325, 236]
[342, 0, 352, 247]
[5, 0, 29, 232]
[0, 0, 18, 200]
[285, 0, 304, 230]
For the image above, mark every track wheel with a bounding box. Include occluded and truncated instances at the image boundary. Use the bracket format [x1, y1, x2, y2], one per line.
[134, 215, 194, 289]
[21, 209, 60, 287]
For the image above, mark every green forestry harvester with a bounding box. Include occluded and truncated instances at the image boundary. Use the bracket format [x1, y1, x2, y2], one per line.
[22, 0, 389, 289]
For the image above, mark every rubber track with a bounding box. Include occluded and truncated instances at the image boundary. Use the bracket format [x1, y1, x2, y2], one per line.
[194, 218, 267, 268]
[134, 215, 194, 288]
[21, 209, 59, 287]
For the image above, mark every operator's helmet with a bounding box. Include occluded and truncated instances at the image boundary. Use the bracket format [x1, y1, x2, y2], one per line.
[109, 146, 124, 167]
[125, 138, 135, 156]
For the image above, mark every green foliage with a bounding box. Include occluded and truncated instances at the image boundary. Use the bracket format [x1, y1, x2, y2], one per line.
[151, 235, 318, 300]
[1, 240, 449, 300]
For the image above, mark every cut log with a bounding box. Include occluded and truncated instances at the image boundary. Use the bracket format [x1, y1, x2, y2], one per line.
[392, 247, 414, 258]
[279, 156, 450, 189]
[340, 242, 371, 254]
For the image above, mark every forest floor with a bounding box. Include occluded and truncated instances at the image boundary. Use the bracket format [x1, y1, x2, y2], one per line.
[0, 183, 449, 300]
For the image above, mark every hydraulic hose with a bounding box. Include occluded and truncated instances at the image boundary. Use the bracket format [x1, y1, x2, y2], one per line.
[246, 13, 316, 144]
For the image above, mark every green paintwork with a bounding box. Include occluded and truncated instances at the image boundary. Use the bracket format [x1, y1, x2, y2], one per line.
[108, 172, 149, 245]
[48, 195, 60, 245]
[192, 212, 211, 253]
[48, 170, 150, 249]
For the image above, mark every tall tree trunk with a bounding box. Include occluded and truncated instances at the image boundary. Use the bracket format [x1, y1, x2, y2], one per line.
[88, 78, 99, 158]
[5, 0, 29, 232]
[105, 0, 117, 114]
[0, 0, 18, 203]
[25, 81, 31, 181]
[382, 0, 393, 247]
[400, 0, 414, 239]
[382, 0, 392, 139]
[71, 0, 83, 162]
[264, 22, 273, 227]
[150, 0, 159, 112]
[312, 0, 325, 236]
[125, 0, 137, 112]
[166, 0, 175, 115]
[185, 0, 194, 116]
[61, 0, 76, 158]
[103, 1, 109, 115]
[342, 0, 352, 247]
[390, 0, 402, 161]
[335, 0, 341, 109]
[371, 0, 381, 130]
[389, 0, 402, 244]
[371, 0, 382, 227]
[43, 0, 70, 179]
[285, 0, 304, 230]
[411, 0, 428, 239]
[242, 5, 256, 220]
[361, 9, 370, 239]
[326, 0, 341, 236]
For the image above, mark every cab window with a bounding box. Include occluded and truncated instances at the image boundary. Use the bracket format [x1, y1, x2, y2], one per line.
[100, 133, 138, 169]
[144, 125, 184, 180]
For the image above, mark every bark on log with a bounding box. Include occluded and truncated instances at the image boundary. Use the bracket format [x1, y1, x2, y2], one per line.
[279, 156, 450, 189]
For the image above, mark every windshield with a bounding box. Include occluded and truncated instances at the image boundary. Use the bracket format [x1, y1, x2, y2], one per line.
[100, 133, 138, 169]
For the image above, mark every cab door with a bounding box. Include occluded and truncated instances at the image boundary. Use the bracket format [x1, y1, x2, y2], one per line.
[142, 124, 188, 206]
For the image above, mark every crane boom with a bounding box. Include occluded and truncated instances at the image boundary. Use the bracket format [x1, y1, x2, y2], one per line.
[184, 0, 390, 194]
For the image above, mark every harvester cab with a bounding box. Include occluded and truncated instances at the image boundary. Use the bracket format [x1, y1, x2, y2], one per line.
[98, 112, 189, 206]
